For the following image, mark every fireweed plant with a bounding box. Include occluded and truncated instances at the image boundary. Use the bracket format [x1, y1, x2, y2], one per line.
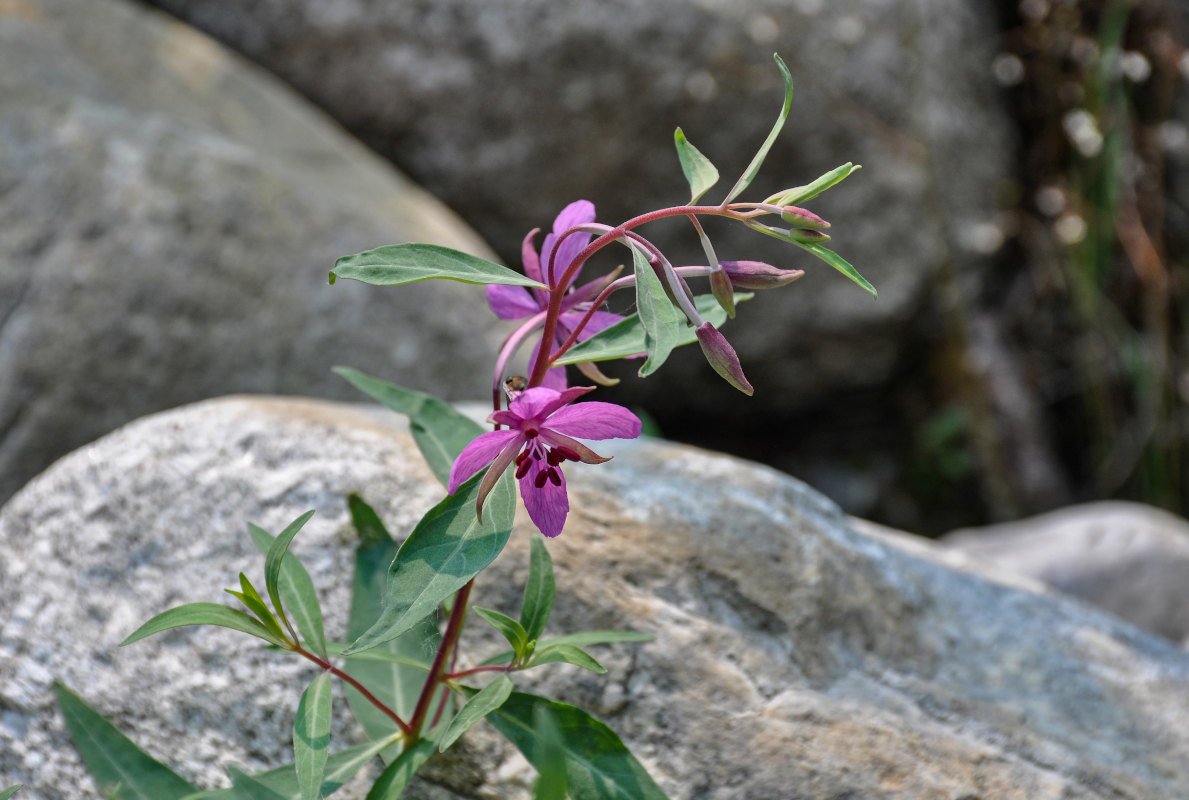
[46, 56, 873, 800]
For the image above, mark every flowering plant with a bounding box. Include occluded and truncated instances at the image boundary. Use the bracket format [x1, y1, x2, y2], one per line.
[42, 54, 871, 800]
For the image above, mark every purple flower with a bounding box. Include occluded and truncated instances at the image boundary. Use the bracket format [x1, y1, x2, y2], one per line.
[486, 200, 624, 389]
[448, 386, 642, 537]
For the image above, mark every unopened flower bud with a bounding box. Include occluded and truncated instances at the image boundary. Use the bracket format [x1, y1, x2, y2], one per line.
[779, 206, 830, 229]
[709, 268, 736, 318]
[721, 260, 805, 290]
[695, 322, 753, 395]
[788, 228, 831, 244]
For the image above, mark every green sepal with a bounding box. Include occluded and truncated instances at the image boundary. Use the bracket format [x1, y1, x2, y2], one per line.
[255, 511, 326, 658]
[225, 573, 288, 644]
[554, 293, 751, 366]
[485, 692, 670, 800]
[53, 682, 199, 800]
[345, 470, 515, 655]
[438, 675, 515, 752]
[331, 244, 546, 289]
[364, 739, 436, 800]
[294, 672, 333, 800]
[472, 607, 528, 656]
[796, 242, 877, 298]
[519, 536, 555, 644]
[333, 367, 485, 488]
[673, 128, 720, 203]
[765, 162, 861, 206]
[526, 644, 607, 674]
[120, 602, 290, 649]
[722, 53, 794, 204]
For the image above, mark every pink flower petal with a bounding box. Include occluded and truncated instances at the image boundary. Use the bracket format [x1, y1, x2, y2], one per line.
[509, 387, 564, 422]
[541, 365, 569, 391]
[540, 200, 596, 288]
[448, 429, 521, 494]
[521, 227, 544, 285]
[571, 310, 624, 340]
[486, 284, 540, 320]
[520, 459, 569, 537]
[537, 385, 597, 419]
[546, 402, 642, 440]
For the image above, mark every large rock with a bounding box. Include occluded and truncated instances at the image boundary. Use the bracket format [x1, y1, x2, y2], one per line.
[144, 0, 1013, 421]
[941, 502, 1189, 644]
[3, 396, 1188, 798]
[0, 0, 503, 504]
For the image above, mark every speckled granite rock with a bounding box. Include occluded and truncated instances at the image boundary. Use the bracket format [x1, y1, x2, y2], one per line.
[143, 0, 1013, 422]
[0, 0, 503, 504]
[3, 396, 1189, 798]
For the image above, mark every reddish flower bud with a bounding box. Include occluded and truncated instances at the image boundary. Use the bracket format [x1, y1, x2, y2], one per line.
[695, 322, 754, 395]
[721, 261, 805, 290]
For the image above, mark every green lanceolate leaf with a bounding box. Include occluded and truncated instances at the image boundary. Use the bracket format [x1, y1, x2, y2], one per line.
[765, 162, 861, 206]
[520, 536, 555, 643]
[364, 739, 436, 800]
[255, 511, 326, 658]
[723, 53, 794, 204]
[554, 293, 752, 366]
[294, 672, 333, 800]
[438, 675, 514, 752]
[120, 602, 289, 649]
[348, 494, 392, 547]
[53, 683, 198, 800]
[0, 787, 22, 800]
[480, 630, 653, 668]
[673, 128, 719, 203]
[472, 607, 528, 655]
[526, 644, 606, 674]
[331, 244, 546, 290]
[796, 242, 877, 298]
[228, 768, 289, 800]
[531, 706, 567, 800]
[631, 245, 686, 377]
[182, 739, 398, 800]
[344, 517, 441, 755]
[345, 471, 515, 655]
[226, 573, 288, 644]
[333, 367, 485, 488]
[486, 692, 670, 800]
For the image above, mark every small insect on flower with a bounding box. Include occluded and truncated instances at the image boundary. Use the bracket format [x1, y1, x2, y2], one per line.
[448, 386, 642, 537]
[503, 375, 529, 402]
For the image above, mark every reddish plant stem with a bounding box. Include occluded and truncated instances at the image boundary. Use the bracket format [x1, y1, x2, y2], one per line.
[406, 578, 475, 740]
[445, 664, 513, 680]
[292, 644, 412, 736]
[528, 204, 745, 386]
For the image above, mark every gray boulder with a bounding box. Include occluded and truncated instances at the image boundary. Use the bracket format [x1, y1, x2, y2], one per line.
[3, 396, 1188, 798]
[941, 502, 1189, 644]
[0, 0, 503, 504]
[144, 0, 1013, 419]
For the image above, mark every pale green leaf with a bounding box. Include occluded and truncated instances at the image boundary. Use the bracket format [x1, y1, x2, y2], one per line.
[673, 128, 719, 203]
[294, 673, 333, 800]
[257, 511, 325, 657]
[344, 472, 514, 655]
[723, 53, 794, 204]
[331, 244, 545, 289]
[120, 603, 289, 649]
[364, 740, 435, 800]
[632, 245, 685, 377]
[438, 675, 514, 752]
[520, 536, 555, 643]
[526, 644, 606, 674]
